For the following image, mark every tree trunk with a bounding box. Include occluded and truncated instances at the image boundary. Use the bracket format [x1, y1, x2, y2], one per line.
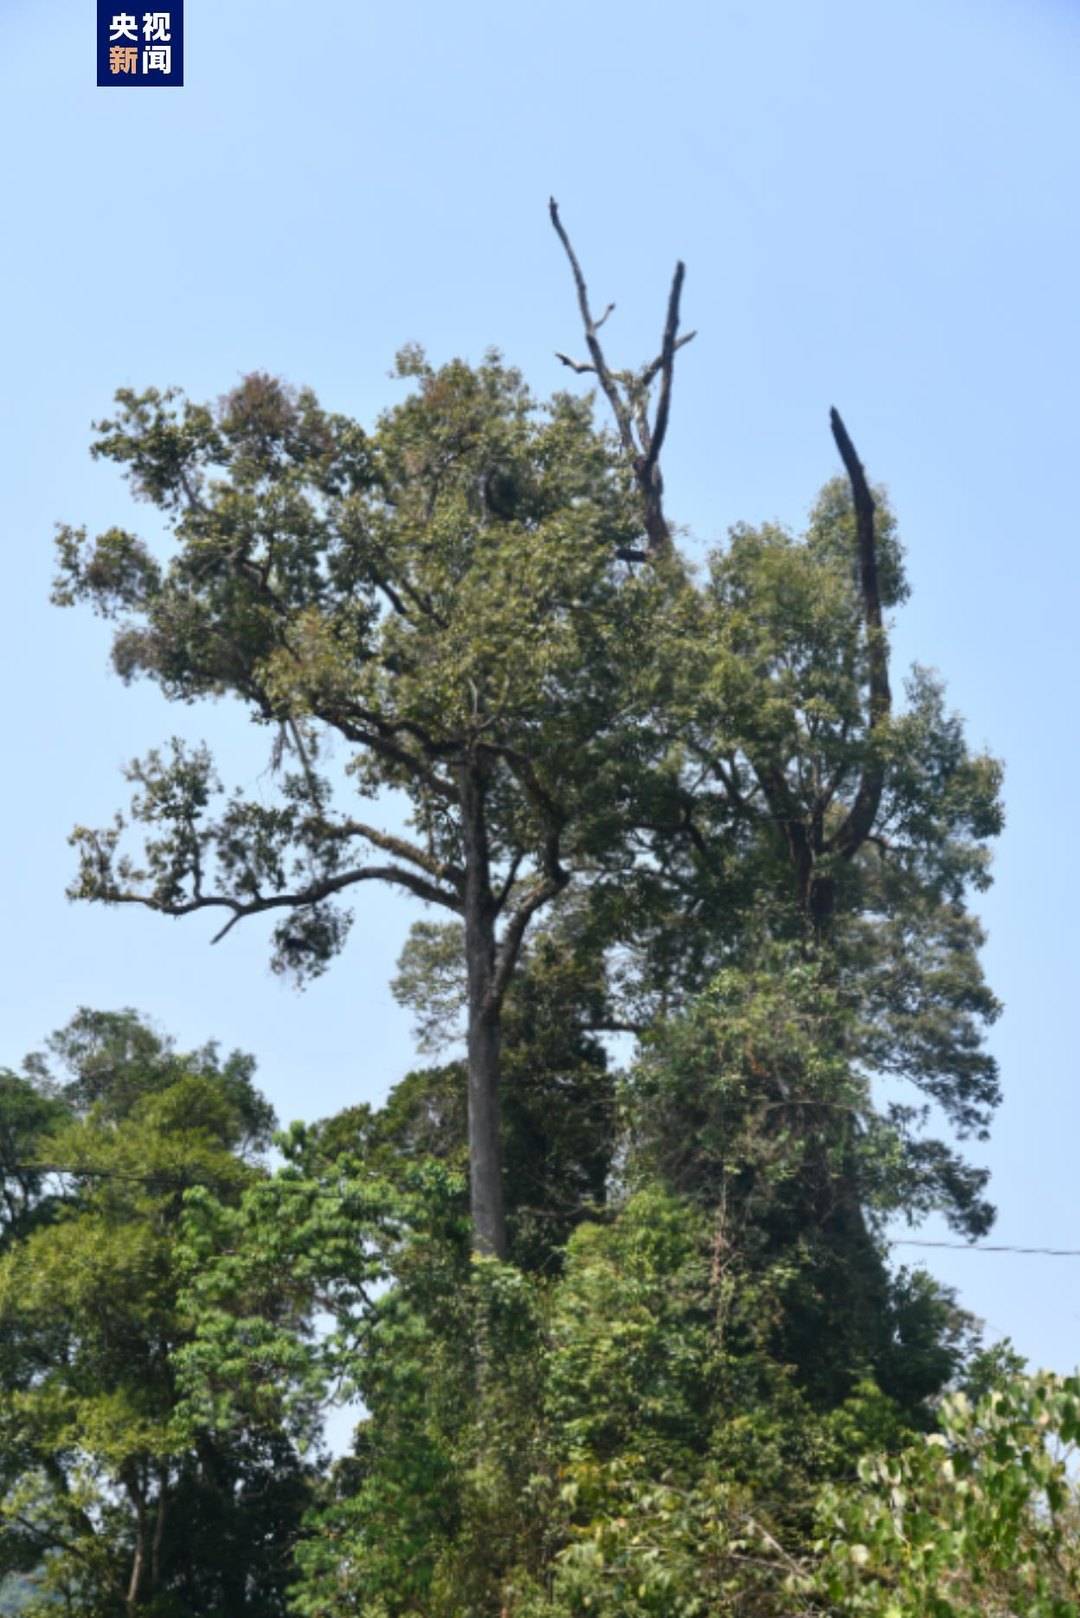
[195, 1433, 248, 1615]
[466, 983, 506, 1259]
[460, 763, 508, 1260]
[125, 1473, 147, 1614]
[150, 1465, 167, 1596]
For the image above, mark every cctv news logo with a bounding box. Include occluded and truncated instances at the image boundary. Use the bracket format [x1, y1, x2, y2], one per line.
[97, 4, 184, 86]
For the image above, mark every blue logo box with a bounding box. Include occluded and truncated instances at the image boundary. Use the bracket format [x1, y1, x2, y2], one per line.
[97, 4, 184, 86]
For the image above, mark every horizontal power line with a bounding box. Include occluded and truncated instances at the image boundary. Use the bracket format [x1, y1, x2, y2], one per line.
[894, 1239, 1080, 1257]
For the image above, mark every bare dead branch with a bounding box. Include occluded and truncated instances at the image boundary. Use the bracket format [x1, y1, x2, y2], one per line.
[548, 197, 637, 459]
[825, 407, 892, 862]
[642, 260, 687, 483]
[549, 198, 694, 556]
[554, 352, 597, 376]
[640, 330, 697, 389]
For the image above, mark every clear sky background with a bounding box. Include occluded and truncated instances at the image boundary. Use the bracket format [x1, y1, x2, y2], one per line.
[1, 0, 1078, 1377]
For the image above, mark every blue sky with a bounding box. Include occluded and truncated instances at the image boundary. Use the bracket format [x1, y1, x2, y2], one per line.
[1, 0, 1078, 1375]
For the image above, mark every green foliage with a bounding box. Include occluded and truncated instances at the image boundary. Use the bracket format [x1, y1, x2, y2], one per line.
[812, 1374, 1080, 1617]
[171, 1141, 932, 1617]
[0, 1072, 68, 1251]
[26, 1006, 276, 1147]
[625, 948, 977, 1417]
[545, 1191, 712, 1464]
[0, 1012, 309, 1616]
[589, 482, 1002, 1228]
[54, 356, 663, 983]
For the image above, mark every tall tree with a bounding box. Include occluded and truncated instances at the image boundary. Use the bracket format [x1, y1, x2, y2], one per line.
[55, 336, 688, 1259]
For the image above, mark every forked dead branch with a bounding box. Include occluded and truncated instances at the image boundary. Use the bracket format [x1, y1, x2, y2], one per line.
[549, 197, 695, 558]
